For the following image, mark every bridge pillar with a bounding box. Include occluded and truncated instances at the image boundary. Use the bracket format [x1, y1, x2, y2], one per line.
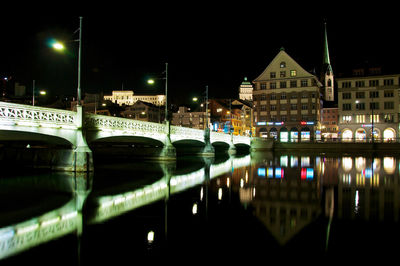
[159, 121, 176, 160]
[228, 133, 237, 155]
[201, 128, 215, 157]
[74, 106, 93, 172]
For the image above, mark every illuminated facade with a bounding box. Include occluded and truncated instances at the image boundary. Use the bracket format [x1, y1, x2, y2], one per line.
[104, 90, 166, 106]
[252, 49, 323, 141]
[337, 73, 400, 142]
[239, 77, 253, 101]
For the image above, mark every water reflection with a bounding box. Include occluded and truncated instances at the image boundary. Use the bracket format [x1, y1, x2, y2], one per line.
[1, 152, 400, 262]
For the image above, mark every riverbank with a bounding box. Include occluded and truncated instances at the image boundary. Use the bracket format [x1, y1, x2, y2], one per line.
[274, 141, 400, 154]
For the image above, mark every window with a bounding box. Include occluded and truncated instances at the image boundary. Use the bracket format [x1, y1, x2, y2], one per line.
[384, 114, 394, 122]
[270, 94, 276, 100]
[301, 80, 308, 87]
[270, 105, 276, 111]
[342, 92, 352, 99]
[260, 94, 266, 100]
[384, 90, 394, 97]
[370, 91, 379, 98]
[260, 83, 267, 90]
[355, 81, 365, 87]
[261, 105, 266, 111]
[280, 71, 286, 78]
[356, 115, 365, 123]
[301, 104, 308, 110]
[290, 70, 297, 77]
[342, 81, 352, 88]
[270, 72, 276, 78]
[342, 103, 352, 111]
[291, 104, 297, 110]
[384, 79, 394, 86]
[280, 93, 287, 99]
[280, 81, 287, 88]
[343, 115, 352, 122]
[370, 114, 379, 123]
[384, 102, 394, 109]
[290, 80, 297, 88]
[370, 102, 379, 110]
[270, 82, 276, 89]
[356, 92, 365, 98]
[355, 102, 365, 110]
[369, 80, 379, 86]
[280, 62, 286, 68]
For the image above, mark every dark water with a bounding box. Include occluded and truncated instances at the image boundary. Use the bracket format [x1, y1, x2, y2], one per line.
[1, 151, 400, 264]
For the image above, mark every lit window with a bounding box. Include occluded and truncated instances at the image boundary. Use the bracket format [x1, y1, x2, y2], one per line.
[290, 70, 297, 77]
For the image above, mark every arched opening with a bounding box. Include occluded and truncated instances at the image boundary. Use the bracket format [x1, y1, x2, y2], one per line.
[259, 127, 268, 138]
[342, 129, 353, 142]
[269, 128, 278, 139]
[383, 128, 396, 142]
[279, 127, 288, 142]
[290, 127, 298, 142]
[300, 127, 310, 142]
[355, 128, 366, 142]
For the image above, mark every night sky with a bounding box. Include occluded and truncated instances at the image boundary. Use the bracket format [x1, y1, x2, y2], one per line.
[1, 4, 399, 105]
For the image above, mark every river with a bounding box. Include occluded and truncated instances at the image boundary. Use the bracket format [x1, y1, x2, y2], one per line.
[1, 151, 400, 264]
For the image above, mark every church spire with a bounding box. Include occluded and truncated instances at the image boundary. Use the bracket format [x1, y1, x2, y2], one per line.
[323, 22, 331, 66]
[322, 21, 334, 101]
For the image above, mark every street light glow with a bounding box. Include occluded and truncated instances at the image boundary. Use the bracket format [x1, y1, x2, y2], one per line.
[147, 79, 155, 85]
[52, 42, 65, 51]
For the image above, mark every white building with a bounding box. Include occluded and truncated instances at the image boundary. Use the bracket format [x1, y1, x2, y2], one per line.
[104, 90, 166, 106]
[337, 73, 400, 142]
[239, 77, 253, 101]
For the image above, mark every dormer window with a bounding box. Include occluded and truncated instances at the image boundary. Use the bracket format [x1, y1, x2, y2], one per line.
[280, 62, 286, 68]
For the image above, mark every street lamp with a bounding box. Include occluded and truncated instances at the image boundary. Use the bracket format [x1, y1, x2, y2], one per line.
[51, 17, 83, 106]
[147, 63, 168, 122]
[32, 80, 47, 106]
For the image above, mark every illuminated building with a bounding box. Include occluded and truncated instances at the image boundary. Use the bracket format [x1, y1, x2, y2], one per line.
[239, 77, 253, 101]
[337, 71, 400, 142]
[104, 90, 166, 106]
[252, 48, 323, 141]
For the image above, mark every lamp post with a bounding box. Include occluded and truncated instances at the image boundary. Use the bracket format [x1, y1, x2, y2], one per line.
[51, 17, 83, 106]
[147, 62, 168, 122]
[77, 16, 83, 106]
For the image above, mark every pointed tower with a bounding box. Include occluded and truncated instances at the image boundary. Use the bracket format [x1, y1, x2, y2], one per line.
[322, 22, 334, 101]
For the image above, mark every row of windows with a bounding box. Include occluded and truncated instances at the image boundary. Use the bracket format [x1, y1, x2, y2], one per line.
[258, 79, 316, 90]
[260, 104, 316, 111]
[341, 90, 394, 99]
[257, 115, 316, 122]
[341, 113, 395, 123]
[342, 102, 395, 111]
[269, 70, 297, 78]
[341, 78, 395, 88]
[255, 92, 317, 100]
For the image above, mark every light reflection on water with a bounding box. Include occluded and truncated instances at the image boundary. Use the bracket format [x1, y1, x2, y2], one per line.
[1, 152, 400, 263]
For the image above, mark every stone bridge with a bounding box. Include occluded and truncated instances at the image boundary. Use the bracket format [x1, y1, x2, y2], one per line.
[0, 102, 272, 172]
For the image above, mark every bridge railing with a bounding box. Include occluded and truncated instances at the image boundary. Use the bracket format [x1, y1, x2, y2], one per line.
[0, 101, 76, 127]
[85, 113, 165, 134]
[170, 125, 204, 140]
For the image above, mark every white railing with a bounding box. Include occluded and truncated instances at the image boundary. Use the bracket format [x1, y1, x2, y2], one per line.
[86, 113, 165, 134]
[170, 125, 204, 140]
[0, 102, 76, 126]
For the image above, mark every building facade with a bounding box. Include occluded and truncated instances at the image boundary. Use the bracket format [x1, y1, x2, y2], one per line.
[104, 90, 166, 106]
[337, 73, 400, 142]
[239, 77, 253, 101]
[252, 49, 323, 142]
[321, 107, 339, 139]
[121, 100, 164, 123]
[171, 106, 208, 130]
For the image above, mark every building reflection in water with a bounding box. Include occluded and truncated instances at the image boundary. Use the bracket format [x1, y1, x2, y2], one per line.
[215, 152, 400, 246]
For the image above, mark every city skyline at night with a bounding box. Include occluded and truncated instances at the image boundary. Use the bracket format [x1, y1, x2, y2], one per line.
[1, 6, 398, 105]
